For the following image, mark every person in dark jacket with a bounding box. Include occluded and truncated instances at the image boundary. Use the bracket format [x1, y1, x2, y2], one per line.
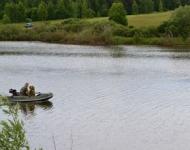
[20, 83, 29, 96]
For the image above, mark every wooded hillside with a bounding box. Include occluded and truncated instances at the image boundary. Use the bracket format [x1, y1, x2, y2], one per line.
[0, 0, 189, 22]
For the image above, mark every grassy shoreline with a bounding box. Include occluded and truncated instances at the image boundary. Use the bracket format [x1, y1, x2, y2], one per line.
[0, 11, 189, 48]
[2, 38, 189, 49]
[37, 37, 190, 48]
[0, 34, 190, 48]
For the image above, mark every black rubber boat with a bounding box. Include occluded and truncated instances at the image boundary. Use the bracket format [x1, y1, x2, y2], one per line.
[8, 93, 53, 102]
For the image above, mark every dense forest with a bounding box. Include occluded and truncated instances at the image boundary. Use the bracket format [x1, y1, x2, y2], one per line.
[0, 0, 190, 23]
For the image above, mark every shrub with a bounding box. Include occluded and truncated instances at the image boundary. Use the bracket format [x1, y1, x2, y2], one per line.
[159, 5, 190, 40]
[112, 25, 128, 37]
[170, 5, 190, 40]
[108, 2, 128, 26]
[2, 14, 11, 24]
[140, 27, 160, 37]
[0, 97, 43, 150]
[0, 97, 29, 150]
[26, 18, 32, 23]
[0, 105, 30, 150]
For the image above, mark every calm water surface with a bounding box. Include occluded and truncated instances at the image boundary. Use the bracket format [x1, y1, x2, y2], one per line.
[1, 42, 190, 150]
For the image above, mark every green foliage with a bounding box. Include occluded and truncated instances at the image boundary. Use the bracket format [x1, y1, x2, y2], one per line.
[4, 3, 16, 22]
[170, 5, 190, 40]
[173, 0, 181, 9]
[4, 2, 26, 22]
[47, 1, 55, 20]
[26, 18, 32, 23]
[159, 5, 190, 40]
[97, 0, 108, 16]
[0, 97, 43, 150]
[0, 0, 189, 23]
[17, 1, 26, 22]
[147, 0, 154, 13]
[38, 1, 48, 20]
[31, 7, 38, 21]
[139, 0, 154, 13]
[108, 2, 128, 25]
[0, 97, 29, 150]
[0, 96, 9, 106]
[81, 0, 95, 18]
[0, 105, 30, 150]
[132, 0, 139, 14]
[56, 0, 73, 19]
[163, 0, 181, 10]
[158, 0, 163, 12]
[0, 9, 189, 46]
[2, 14, 11, 24]
[63, 0, 74, 18]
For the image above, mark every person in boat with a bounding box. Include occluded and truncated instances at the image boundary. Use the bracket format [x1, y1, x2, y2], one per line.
[28, 85, 36, 97]
[20, 83, 29, 96]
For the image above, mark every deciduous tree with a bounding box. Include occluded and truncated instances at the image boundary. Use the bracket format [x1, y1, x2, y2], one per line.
[109, 2, 128, 25]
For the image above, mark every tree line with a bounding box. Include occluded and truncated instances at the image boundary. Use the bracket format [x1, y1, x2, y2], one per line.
[0, 0, 190, 23]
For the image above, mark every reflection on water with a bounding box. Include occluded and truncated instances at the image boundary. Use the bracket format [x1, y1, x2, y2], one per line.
[1, 42, 190, 150]
[108, 46, 126, 58]
[20, 101, 53, 115]
[10, 101, 53, 115]
[0, 46, 126, 58]
[1, 42, 190, 60]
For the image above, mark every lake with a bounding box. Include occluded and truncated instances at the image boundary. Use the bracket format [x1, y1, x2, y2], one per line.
[1, 42, 190, 150]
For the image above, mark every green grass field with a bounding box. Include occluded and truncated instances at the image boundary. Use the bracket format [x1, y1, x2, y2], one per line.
[128, 11, 172, 27]
[61, 11, 172, 28]
[84, 11, 172, 28]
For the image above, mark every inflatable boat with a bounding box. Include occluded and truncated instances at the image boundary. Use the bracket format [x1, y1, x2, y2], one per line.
[8, 93, 53, 102]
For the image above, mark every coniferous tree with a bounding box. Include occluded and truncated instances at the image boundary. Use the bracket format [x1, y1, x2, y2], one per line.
[75, 0, 83, 18]
[81, 0, 89, 17]
[0, 0, 190, 22]
[71, 1, 78, 18]
[31, 7, 38, 21]
[38, 1, 48, 20]
[173, 0, 181, 9]
[47, 1, 55, 19]
[56, 0, 66, 18]
[64, 0, 74, 18]
[163, 0, 172, 10]
[56, 0, 73, 19]
[4, 3, 17, 22]
[139, 0, 154, 13]
[154, 0, 160, 11]
[17, 1, 26, 22]
[138, 0, 145, 13]
[158, 0, 163, 11]
[81, 0, 95, 18]
[147, 0, 154, 13]
[95, 0, 108, 16]
[132, 0, 138, 14]
[180, 0, 190, 6]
